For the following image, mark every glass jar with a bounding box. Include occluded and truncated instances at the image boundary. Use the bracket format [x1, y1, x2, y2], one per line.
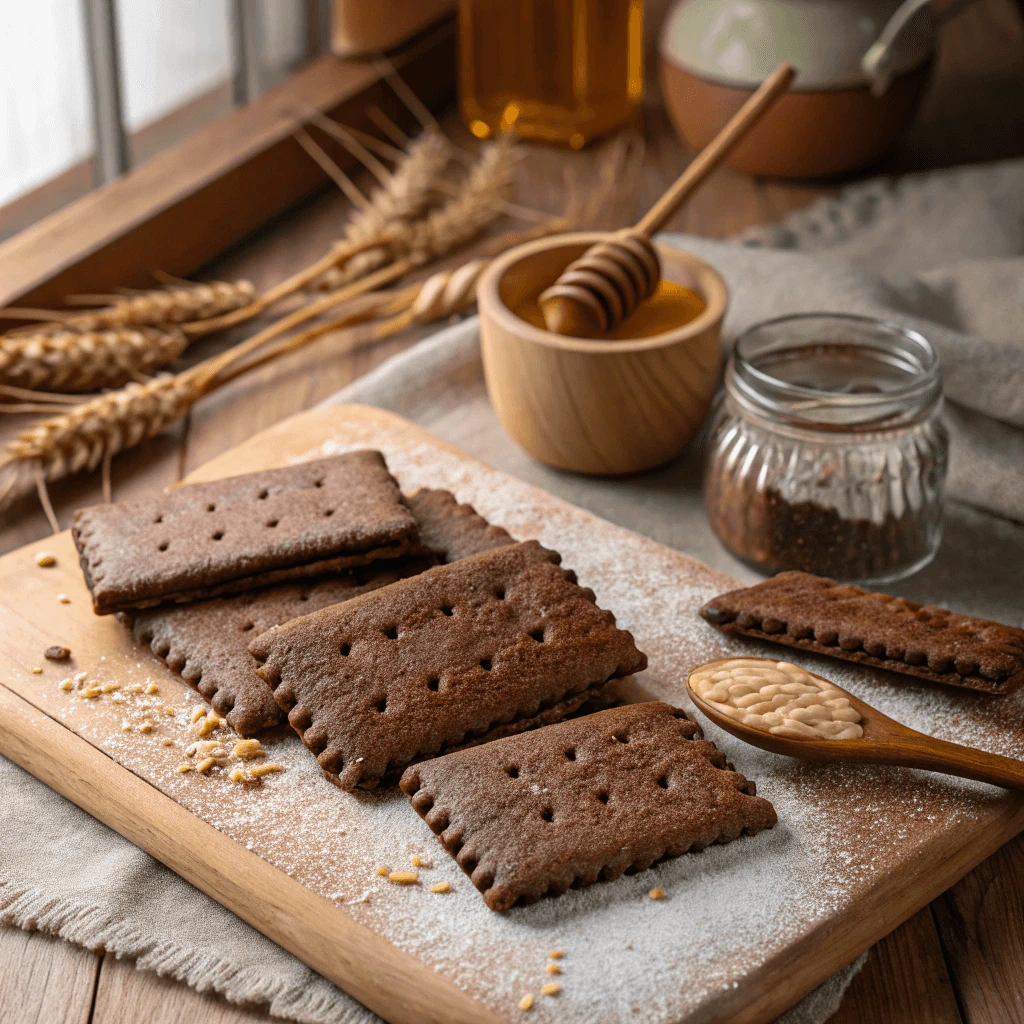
[458, 0, 644, 149]
[704, 313, 948, 584]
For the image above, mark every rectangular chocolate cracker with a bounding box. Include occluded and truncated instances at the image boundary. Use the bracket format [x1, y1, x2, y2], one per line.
[126, 560, 433, 736]
[249, 540, 647, 790]
[400, 702, 777, 911]
[404, 488, 514, 563]
[73, 451, 418, 614]
[701, 571, 1024, 695]
[125, 489, 514, 736]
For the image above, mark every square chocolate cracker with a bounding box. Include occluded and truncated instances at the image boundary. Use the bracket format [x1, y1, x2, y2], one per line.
[701, 571, 1024, 695]
[249, 540, 647, 790]
[127, 561, 432, 736]
[73, 451, 418, 614]
[400, 702, 777, 911]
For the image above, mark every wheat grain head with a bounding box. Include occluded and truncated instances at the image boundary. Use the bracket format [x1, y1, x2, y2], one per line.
[0, 326, 189, 393]
[66, 280, 256, 330]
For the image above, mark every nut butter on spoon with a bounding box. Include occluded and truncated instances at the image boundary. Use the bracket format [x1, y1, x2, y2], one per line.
[686, 657, 1024, 791]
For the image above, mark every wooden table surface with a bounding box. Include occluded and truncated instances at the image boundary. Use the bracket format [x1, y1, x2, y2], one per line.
[3, 2, 1024, 1021]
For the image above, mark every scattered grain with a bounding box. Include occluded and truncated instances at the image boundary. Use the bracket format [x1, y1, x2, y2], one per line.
[249, 762, 282, 778]
[233, 739, 263, 760]
[541, 983, 560, 997]
[101, 682, 119, 693]
[44, 645, 70, 661]
[375, 865, 390, 877]
[34, 552, 56, 567]
[80, 686, 102, 699]
[145, 683, 159, 695]
[388, 871, 418, 885]
[175, 763, 192, 773]
[138, 720, 154, 733]
[429, 882, 450, 894]
[161, 738, 174, 747]
[649, 888, 665, 900]
[31, 666, 42, 674]
[228, 768, 247, 782]
[410, 854, 422, 868]
[57, 594, 70, 604]
[545, 964, 561, 975]
[548, 950, 564, 959]
[58, 678, 73, 691]
[195, 757, 216, 774]
[519, 993, 534, 1011]
[190, 706, 207, 723]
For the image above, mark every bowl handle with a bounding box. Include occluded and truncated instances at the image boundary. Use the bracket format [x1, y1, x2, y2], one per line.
[862, 0, 975, 96]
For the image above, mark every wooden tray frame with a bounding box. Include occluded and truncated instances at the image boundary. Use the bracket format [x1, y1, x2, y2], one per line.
[3, 403, 1024, 1024]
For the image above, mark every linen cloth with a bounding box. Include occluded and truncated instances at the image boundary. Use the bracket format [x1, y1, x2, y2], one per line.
[5, 156, 1024, 1022]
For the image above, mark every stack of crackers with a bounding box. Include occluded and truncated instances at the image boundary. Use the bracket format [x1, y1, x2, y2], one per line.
[73, 451, 777, 911]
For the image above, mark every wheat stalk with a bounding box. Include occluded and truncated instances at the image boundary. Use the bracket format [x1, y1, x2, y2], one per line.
[0, 326, 189, 393]
[64, 280, 256, 329]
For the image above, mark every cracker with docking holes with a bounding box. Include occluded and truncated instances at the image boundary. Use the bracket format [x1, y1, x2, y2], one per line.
[73, 451, 418, 614]
[127, 561, 432, 736]
[249, 540, 647, 790]
[400, 702, 777, 911]
[405, 488, 514, 563]
[126, 489, 515, 736]
[700, 571, 1024, 695]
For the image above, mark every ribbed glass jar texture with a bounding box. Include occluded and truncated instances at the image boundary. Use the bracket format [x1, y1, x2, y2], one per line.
[704, 314, 948, 585]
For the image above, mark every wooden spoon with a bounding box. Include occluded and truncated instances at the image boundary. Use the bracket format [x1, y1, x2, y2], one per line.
[538, 62, 796, 338]
[686, 657, 1024, 790]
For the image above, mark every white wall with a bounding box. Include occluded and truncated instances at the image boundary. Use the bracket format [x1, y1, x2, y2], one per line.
[0, 0, 307, 209]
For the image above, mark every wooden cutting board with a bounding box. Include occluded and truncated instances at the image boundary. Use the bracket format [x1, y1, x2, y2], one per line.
[3, 403, 1024, 1024]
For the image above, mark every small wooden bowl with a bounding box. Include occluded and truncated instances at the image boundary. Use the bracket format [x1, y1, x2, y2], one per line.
[477, 232, 728, 475]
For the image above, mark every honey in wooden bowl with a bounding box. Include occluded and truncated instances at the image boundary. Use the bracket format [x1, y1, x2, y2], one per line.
[512, 279, 707, 341]
[476, 231, 728, 475]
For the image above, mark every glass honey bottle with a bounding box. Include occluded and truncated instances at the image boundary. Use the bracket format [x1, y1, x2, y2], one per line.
[458, 0, 644, 149]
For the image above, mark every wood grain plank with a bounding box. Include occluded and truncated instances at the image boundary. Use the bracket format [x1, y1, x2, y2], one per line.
[0, 683, 498, 1024]
[0, 928, 99, 1024]
[91, 953, 270, 1024]
[933, 831, 1024, 1024]
[830, 908, 962, 1024]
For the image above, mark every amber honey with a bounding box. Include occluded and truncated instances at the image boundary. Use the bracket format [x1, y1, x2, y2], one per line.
[458, 0, 643, 149]
[513, 279, 706, 339]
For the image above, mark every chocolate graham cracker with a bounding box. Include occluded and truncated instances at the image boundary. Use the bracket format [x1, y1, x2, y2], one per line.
[400, 702, 777, 911]
[404, 488, 514, 563]
[701, 571, 1024, 695]
[249, 540, 647, 790]
[127, 563, 431, 736]
[73, 451, 418, 614]
[126, 489, 515, 736]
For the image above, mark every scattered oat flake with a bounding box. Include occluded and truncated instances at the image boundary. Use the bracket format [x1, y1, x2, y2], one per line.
[429, 882, 450, 894]
[249, 762, 282, 777]
[649, 888, 666, 900]
[35, 552, 56, 567]
[175, 764, 192, 773]
[541, 982, 560, 997]
[58, 679, 73, 691]
[195, 757, 216, 773]
[519, 993, 534, 1011]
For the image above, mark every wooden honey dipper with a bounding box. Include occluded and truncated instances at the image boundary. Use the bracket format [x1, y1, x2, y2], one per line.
[539, 63, 796, 338]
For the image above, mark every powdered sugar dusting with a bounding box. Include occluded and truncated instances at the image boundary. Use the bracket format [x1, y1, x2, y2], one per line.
[5, 410, 1023, 1024]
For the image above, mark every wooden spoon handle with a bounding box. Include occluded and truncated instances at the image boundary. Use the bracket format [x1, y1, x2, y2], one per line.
[636, 62, 796, 238]
[881, 731, 1024, 791]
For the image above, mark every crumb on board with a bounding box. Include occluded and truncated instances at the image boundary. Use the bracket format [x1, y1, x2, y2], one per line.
[545, 964, 561, 975]
[31, 666, 42, 674]
[57, 594, 70, 604]
[35, 552, 56, 567]
[549, 950, 564, 959]
[541, 982, 560, 997]
[375, 865, 390, 877]
[145, 683, 159, 695]
[44, 646, 70, 661]
[58, 678, 73, 691]
[519, 993, 534, 1011]
[649, 888, 665, 900]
